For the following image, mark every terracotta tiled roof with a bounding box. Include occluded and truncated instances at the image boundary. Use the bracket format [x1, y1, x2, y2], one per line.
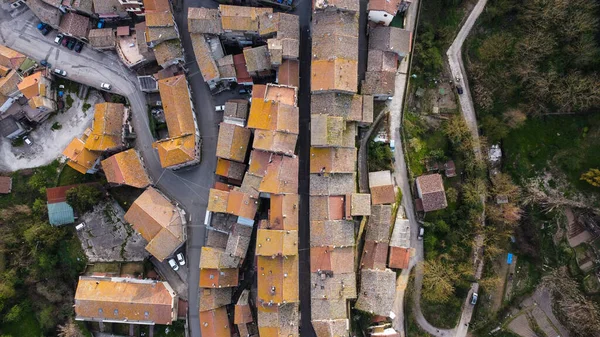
[369, 26, 412, 57]
[219, 5, 272, 32]
[256, 229, 298, 256]
[143, 0, 170, 11]
[0, 71, 21, 97]
[0, 176, 12, 194]
[200, 247, 241, 270]
[312, 319, 350, 337]
[190, 33, 219, 82]
[310, 147, 356, 173]
[226, 189, 258, 219]
[247, 150, 271, 177]
[124, 187, 184, 261]
[311, 115, 345, 148]
[159, 74, 194, 137]
[188, 7, 223, 34]
[355, 269, 396, 316]
[59, 12, 90, 38]
[216, 55, 236, 78]
[243, 45, 271, 73]
[199, 268, 239, 288]
[152, 134, 197, 168]
[63, 138, 100, 174]
[240, 172, 262, 196]
[233, 54, 252, 84]
[310, 220, 354, 247]
[215, 158, 246, 181]
[416, 173, 447, 212]
[216, 123, 251, 162]
[207, 188, 229, 213]
[258, 154, 298, 194]
[253, 130, 298, 156]
[360, 240, 389, 270]
[0, 45, 25, 70]
[74, 276, 177, 325]
[361, 71, 396, 97]
[311, 271, 356, 300]
[225, 222, 253, 259]
[311, 93, 365, 122]
[224, 99, 249, 120]
[367, 50, 398, 72]
[234, 290, 253, 324]
[277, 60, 299, 88]
[198, 287, 232, 312]
[388, 246, 410, 269]
[311, 59, 358, 94]
[17, 71, 43, 99]
[309, 195, 346, 221]
[257, 255, 299, 305]
[257, 303, 299, 336]
[310, 173, 356, 196]
[310, 246, 354, 273]
[369, 170, 396, 205]
[84, 103, 126, 152]
[153, 39, 183, 67]
[46, 183, 86, 204]
[264, 83, 297, 106]
[367, 204, 392, 242]
[269, 194, 299, 230]
[146, 11, 174, 27]
[367, 0, 402, 15]
[206, 228, 229, 249]
[258, 13, 299, 39]
[310, 298, 348, 320]
[350, 193, 371, 216]
[247, 100, 299, 134]
[88, 28, 115, 49]
[146, 26, 179, 45]
[199, 307, 231, 337]
[101, 149, 152, 188]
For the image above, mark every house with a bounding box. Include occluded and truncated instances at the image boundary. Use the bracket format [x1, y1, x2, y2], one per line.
[355, 269, 396, 316]
[0, 117, 26, 139]
[310, 246, 355, 273]
[257, 303, 299, 336]
[311, 115, 348, 148]
[367, 205, 392, 243]
[59, 12, 91, 41]
[145, 9, 178, 46]
[199, 268, 239, 288]
[256, 154, 298, 195]
[310, 195, 346, 221]
[198, 287, 232, 312]
[0, 45, 26, 70]
[369, 171, 396, 205]
[218, 5, 273, 43]
[368, 26, 412, 58]
[311, 271, 357, 303]
[310, 173, 356, 196]
[361, 71, 396, 100]
[225, 222, 253, 260]
[235, 290, 259, 337]
[216, 158, 247, 184]
[101, 149, 152, 188]
[216, 123, 251, 162]
[93, 0, 128, 19]
[62, 138, 101, 174]
[74, 276, 178, 325]
[367, 0, 403, 26]
[216, 55, 236, 82]
[314, 0, 360, 12]
[88, 29, 116, 50]
[119, 0, 144, 16]
[188, 7, 223, 34]
[277, 59, 299, 88]
[190, 33, 220, 88]
[256, 255, 299, 305]
[268, 193, 299, 230]
[310, 147, 357, 175]
[0, 176, 12, 194]
[199, 307, 231, 337]
[255, 229, 298, 256]
[415, 173, 448, 212]
[223, 99, 248, 126]
[84, 103, 128, 152]
[248, 100, 298, 134]
[312, 319, 350, 337]
[310, 220, 354, 247]
[124, 186, 187, 261]
[243, 46, 272, 76]
[134, 22, 156, 63]
[311, 93, 373, 124]
[0, 69, 22, 113]
[46, 184, 84, 225]
[233, 54, 253, 86]
[153, 40, 184, 69]
[388, 246, 410, 269]
[199, 246, 242, 270]
[25, 0, 62, 29]
[152, 75, 200, 169]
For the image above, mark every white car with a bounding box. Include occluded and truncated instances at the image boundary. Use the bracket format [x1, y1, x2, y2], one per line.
[168, 258, 179, 271]
[215, 105, 225, 112]
[471, 292, 478, 305]
[417, 226, 424, 240]
[100, 83, 112, 90]
[54, 33, 63, 44]
[53, 68, 67, 77]
[176, 253, 186, 266]
[23, 136, 32, 146]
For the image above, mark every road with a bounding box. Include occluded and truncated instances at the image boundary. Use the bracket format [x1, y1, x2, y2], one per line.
[0, 6, 218, 337]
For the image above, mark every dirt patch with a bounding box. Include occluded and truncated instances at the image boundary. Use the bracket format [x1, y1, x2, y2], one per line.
[0, 91, 104, 172]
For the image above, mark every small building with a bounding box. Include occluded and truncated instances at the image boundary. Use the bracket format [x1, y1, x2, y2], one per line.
[62, 138, 101, 174]
[361, 71, 396, 100]
[46, 184, 82, 226]
[243, 45, 272, 76]
[368, 0, 403, 26]
[74, 276, 178, 325]
[0, 176, 12, 194]
[93, 0, 128, 19]
[88, 29, 116, 50]
[369, 26, 412, 58]
[415, 173, 447, 212]
[187, 7, 223, 34]
[59, 12, 91, 41]
[216, 123, 251, 163]
[199, 306, 232, 337]
[369, 171, 396, 205]
[355, 268, 396, 316]
[444, 160, 456, 177]
[84, 103, 128, 152]
[235, 290, 259, 337]
[233, 54, 253, 86]
[101, 149, 152, 188]
[257, 303, 299, 337]
[223, 99, 248, 126]
[0, 116, 26, 139]
[388, 246, 410, 269]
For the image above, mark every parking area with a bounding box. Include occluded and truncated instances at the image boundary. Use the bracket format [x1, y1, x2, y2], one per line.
[0, 91, 104, 171]
[76, 201, 149, 262]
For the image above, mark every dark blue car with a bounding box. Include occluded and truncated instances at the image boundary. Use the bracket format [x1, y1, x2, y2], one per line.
[37, 23, 50, 36]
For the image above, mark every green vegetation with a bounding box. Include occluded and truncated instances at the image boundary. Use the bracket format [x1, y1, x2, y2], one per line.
[11, 137, 24, 147]
[403, 111, 449, 177]
[0, 163, 87, 336]
[406, 273, 435, 337]
[51, 122, 62, 130]
[367, 142, 393, 172]
[82, 103, 91, 112]
[57, 165, 102, 187]
[108, 185, 144, 212]
[111, 95, 126, 104]
[65, 94, 74, 110]
[66, 185, 103, 214]
[147, 106, 158, 139]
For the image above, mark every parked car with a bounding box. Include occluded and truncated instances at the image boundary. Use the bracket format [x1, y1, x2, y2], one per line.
[37, 23, 50, 35]
[54, 33, 64, 44]
[215, 105, 225, 112]
[97, 19, 105, 29]
[74, 41, 83, 53]
[40, 60, 51, 68]
[61, 37, 70, 47]
[100, 83, 112, 90]
[75, 222, 85, 230]
[67, 39, 76, 50]
[457, 86, 464, 95]
[53, 68, 67, 77]
[287, 0, 293, 5]
[417, 226, 424, 240]
[238, 87, 251, 95]
[36, 23, 47, 31]
[23, 136, 32, 146]
[176, 253, 186, 266]
[470, 292, 478, 305]
[168, 258, 179, 271]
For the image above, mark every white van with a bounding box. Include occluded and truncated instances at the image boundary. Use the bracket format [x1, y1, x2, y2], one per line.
[75, 222, 85, 230]
[204, 210, 212, 226]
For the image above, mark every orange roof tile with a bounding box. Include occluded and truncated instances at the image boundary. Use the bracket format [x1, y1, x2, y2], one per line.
[62, 137, 100, 174]
[17, 71, 42, 99]
[310, 246, 355, 273]
[159, 75, 196, 138]
[259, 154, 298, 194]
[257, 255, 299, 305]
[310, 147, 357, 173]
[190, 33, 220, 82]
[101, 149, 152, 188]
[0, 70, 21, 97]
[84, 103, 126, 152]
[269, 194, 299, 230]
[219, 5, 272, 32]
[124, 187, 184, 261]
[152, 134, 197, 168]
[226, 189, 258, 219]
[247, 99, 299, 134]
[257, 304, 299, 336]
[207, 188, 229, 213]
[256, 229, 298, 256]
[252, 130, 297, 156]
[216, 123, 251, 162]
[264, 84, 297, 106]
[311, 58, 358, 93]
[0, 45, 25, 70]
[74, 276, 176, 325]
[199, 268, 239, 288]
[199, 247, 241, 269]
[143, 0, 171, 12]
[199, 307, 232, 337]
[234, 290, 253, 324]
[247, 150, 272, 177]
[360, 240, 389, 270]
[215, 158, 246, 181]
[388, 246, 410, 269]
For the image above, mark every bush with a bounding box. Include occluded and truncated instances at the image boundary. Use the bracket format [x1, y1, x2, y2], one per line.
[367, 142, 393, 172]
[82, 103, 91, 112]
[66, 185, 102, 214]
[51, 122, 62, 131]
[65, 95, 74, 110]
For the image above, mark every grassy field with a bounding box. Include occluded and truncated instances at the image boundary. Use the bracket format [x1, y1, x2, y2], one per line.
[57, 164, 103, 186]
[0, 308, 42, 337]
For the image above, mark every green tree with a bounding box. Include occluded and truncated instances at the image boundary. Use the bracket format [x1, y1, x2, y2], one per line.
[32, 198, 47, 218]
[422, 260, 459, 303]
[581, 168, 600, 187]
[481, 115, 509, 143]
[66, 185, 102, 214]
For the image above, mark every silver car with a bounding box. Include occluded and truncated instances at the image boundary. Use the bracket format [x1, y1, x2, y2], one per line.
[53, 68, 67, 77]
[100, 82, 111, 90]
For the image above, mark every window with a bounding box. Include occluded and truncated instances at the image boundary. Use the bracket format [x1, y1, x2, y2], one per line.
[114, 309, 119, 316]
[98, 308, 103, 315]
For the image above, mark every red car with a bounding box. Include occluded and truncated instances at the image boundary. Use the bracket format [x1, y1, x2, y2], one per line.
[61, 37, 70, 47]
